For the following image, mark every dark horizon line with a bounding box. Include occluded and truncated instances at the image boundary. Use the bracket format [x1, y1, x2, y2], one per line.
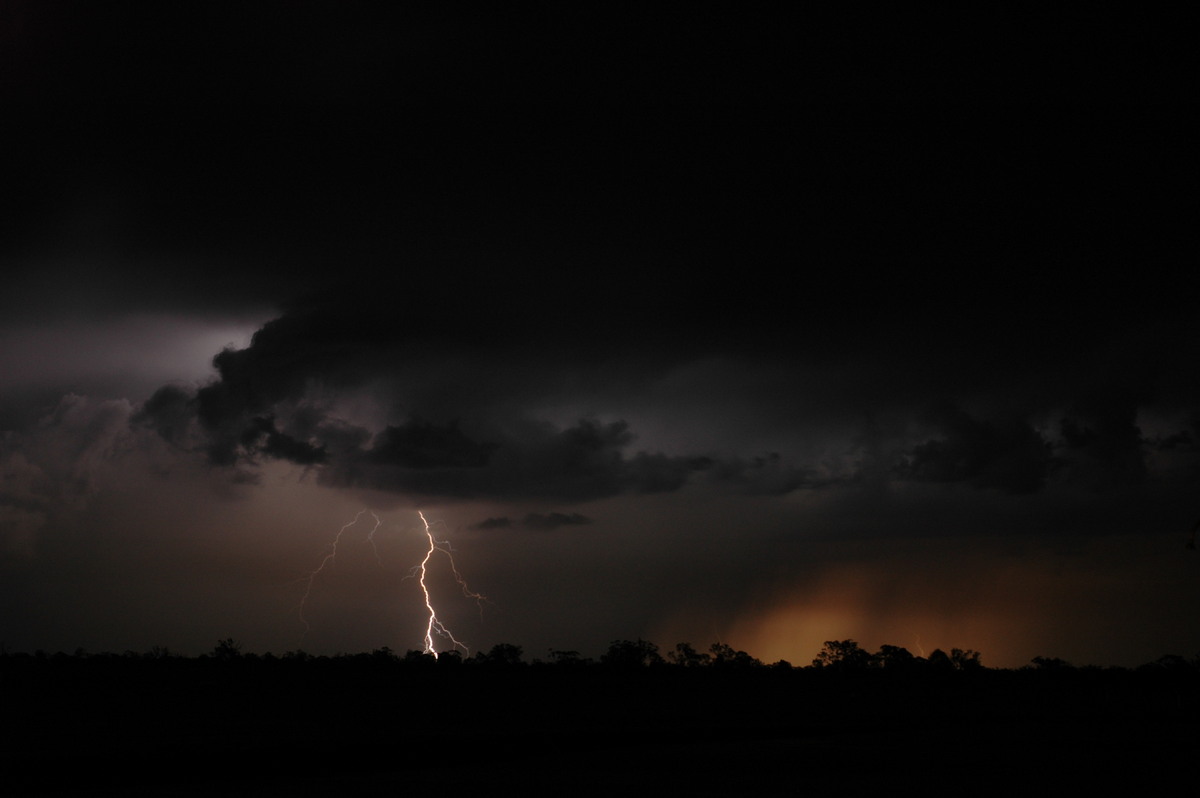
[4, 637, 1197, 673]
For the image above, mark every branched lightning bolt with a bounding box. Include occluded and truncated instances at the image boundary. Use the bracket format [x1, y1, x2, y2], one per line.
[414, 510, 488, 658]
[294, 509, 382, 637]
[292, 509, 488, 656]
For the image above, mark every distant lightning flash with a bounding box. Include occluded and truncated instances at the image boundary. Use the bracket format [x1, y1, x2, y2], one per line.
[294, 509, 488, 656]
[415, 510, 488, 658]
[295, 509, 382, 636]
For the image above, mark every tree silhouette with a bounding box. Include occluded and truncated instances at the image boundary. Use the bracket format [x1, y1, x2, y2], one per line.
[473, 643, 524, 667]
[403, 649, 437, 667]
[667, 642, 711, 668]
[950, 648, 983, 671]
[812, 639, 870, 671]
[871, 644, 916, 671]
[545, 649, 590, 668]
[601, 639, 664, 668]
[708, 642, 760, 669]
[370, 646, 397, 663]
[211, 638, 242, 661]
[436, 649, 463, 667]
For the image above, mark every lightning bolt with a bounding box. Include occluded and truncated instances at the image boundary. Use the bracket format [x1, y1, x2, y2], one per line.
[294, 509, 489, 657]
[295, 509, 382, 637]
[414, 510, 488, 658]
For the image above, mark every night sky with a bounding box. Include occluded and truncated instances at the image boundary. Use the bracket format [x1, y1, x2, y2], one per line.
[2, 3, 1196, 668]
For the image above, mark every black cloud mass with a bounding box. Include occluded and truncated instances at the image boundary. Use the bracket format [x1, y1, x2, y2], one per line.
[133, 298, 721, 501]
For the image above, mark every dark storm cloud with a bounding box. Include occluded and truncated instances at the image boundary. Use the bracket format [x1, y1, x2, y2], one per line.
[133, 385, 195, 451]
[133, 300, 395, 468]
[243, 417, 327, 466]
[708, 453, 846, 496]
[322, 418, 713, 502]
[127, 297, 717, 500]
[885, 395, 1198, 498]
[1153, 430, 1196, 453]
[367, 420, 496, 469]
[128, 257, 1200, 507]
[1055, 395, 1149, 491]
[127, 284, 801, 502]
[10, 1, 1198, 519]
[472, 513, 593, 532]
[132, 295, 858, 503]
[896, 406, 1053, 495]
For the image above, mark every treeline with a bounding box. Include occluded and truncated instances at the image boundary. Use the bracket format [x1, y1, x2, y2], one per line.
[4, 636, 1199, 673]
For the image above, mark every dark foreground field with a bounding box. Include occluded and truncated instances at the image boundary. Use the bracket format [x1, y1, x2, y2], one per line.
[5, 653, 1198, 795]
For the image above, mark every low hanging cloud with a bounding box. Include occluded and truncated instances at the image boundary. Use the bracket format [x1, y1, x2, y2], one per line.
[129, 298, 1199, 508]
[367, 419, 496, 469]
[242, 416, 328, 466]
[319, 417, 713, 501]
[136, 360, 736, 501]
[1055, 395, 1149, 490]
[127, 298, 722, 501]
[130, 300, 813, 503]
[887, 397, 1189, 496]
[895, 405, 1053, 495]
